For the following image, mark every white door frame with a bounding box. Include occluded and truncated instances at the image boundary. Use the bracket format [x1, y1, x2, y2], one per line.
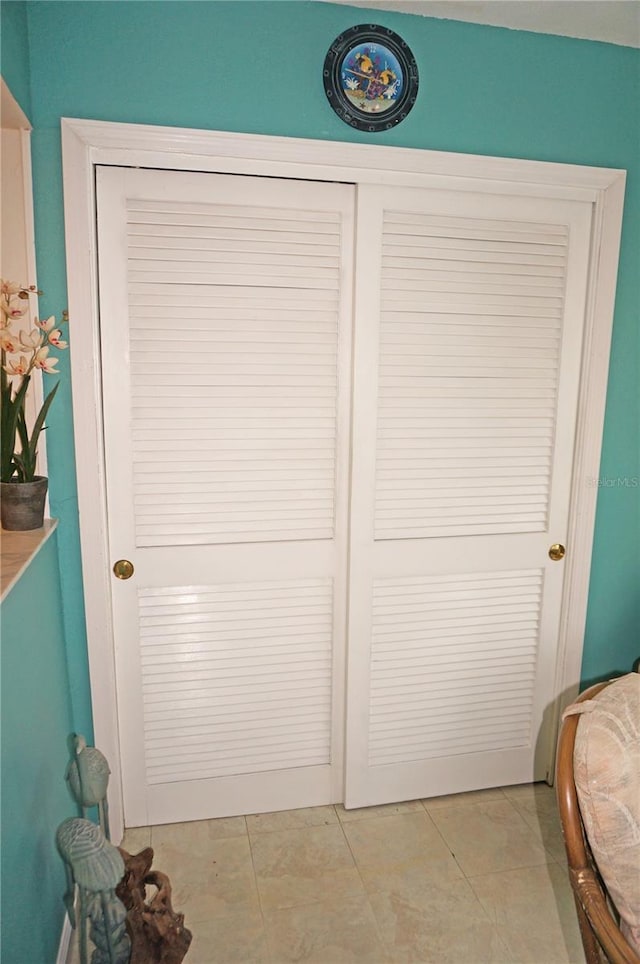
[61, 117, 625, 843]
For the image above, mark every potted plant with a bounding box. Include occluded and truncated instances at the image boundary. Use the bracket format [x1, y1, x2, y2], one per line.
[0, 280, 68, 530]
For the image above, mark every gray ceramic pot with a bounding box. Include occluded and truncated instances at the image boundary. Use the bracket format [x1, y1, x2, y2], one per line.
[0, 476, 48, 530]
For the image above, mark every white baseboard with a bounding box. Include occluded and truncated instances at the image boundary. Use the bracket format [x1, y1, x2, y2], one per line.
[56, 912, 73, 964]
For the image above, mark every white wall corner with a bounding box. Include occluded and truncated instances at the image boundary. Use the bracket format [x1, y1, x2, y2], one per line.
[1, 77, 32, 130]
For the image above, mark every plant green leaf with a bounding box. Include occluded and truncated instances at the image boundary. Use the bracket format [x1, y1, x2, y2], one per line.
[12, 452, 27, 483]
[12, 380, 60, 483]
[0, 375, 31, 482]
[15, 408, 37, 480]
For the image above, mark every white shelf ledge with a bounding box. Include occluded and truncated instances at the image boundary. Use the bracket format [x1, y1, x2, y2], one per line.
[1, 519, 58, 601]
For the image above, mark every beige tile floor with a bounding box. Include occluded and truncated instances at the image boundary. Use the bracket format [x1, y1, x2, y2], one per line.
[70, 784, 586, 963]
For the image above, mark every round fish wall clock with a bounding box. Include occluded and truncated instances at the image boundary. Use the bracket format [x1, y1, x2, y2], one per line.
[323, 24, 419, 132]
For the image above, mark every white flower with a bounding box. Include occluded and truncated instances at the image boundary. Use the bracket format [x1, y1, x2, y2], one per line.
[0, 330, 20, 352]
[3, 303, 27, 320]
[1, 281, 22, 297]
[33, 346, 60, 374]
[19, 328, 44, 350]
[48, 329, 68, 349]
[35, 315, 57, 333]
[4, 355, 30, 376]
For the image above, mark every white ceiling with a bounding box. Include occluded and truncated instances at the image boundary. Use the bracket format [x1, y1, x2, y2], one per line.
[320, 1, 640, 48]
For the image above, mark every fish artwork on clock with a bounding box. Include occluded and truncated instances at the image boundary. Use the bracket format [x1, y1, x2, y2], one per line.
[324, 24, 419, 131]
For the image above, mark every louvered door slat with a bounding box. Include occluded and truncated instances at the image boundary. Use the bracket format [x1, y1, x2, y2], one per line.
[375, 209, 568, 539]
[128, 190, 342, 547]
[140, 576, 333, 785]
[369, 568, 542, 768]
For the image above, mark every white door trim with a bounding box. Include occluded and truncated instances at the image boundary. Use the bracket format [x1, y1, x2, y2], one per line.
[61, 118, 625, 841]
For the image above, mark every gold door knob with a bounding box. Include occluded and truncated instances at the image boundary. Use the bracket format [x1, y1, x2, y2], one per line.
[113, 559, 134, 579]
[548, 544, 566, 562]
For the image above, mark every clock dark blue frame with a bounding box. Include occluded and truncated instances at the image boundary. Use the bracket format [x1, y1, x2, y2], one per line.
[323, 24, 419, 132]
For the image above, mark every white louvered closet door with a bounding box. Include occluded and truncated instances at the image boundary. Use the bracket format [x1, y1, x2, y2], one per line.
[96, 167, 354, 826]
[345, 185, 592, 808]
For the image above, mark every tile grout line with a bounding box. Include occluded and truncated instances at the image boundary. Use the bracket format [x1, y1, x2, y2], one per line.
[417, 797, 519, 930]
[418, 797, 477, 888]
[494, 794, 563, 871]
[507, 792, 571, 869]
[244, 813, 272, 957]
[141, 788, 580, 963]
[423, 791, 570, 955]
[434, 798, 570, 961]
[245, 807, 356, 961]
[334, 805, 395, 962]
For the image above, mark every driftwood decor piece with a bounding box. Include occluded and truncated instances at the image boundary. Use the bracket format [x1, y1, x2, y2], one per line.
[116, 846, 192, 964]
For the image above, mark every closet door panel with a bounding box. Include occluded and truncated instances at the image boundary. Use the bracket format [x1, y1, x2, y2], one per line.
[97, 167, 354, 825]
[346, 185, 592, 807]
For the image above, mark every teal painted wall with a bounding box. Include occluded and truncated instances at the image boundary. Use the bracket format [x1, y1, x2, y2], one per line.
[0, 0, 32, 119]
[1, 535, 75, 964]
[2, 12, 78, 964]
[22, 0, 639, 734]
